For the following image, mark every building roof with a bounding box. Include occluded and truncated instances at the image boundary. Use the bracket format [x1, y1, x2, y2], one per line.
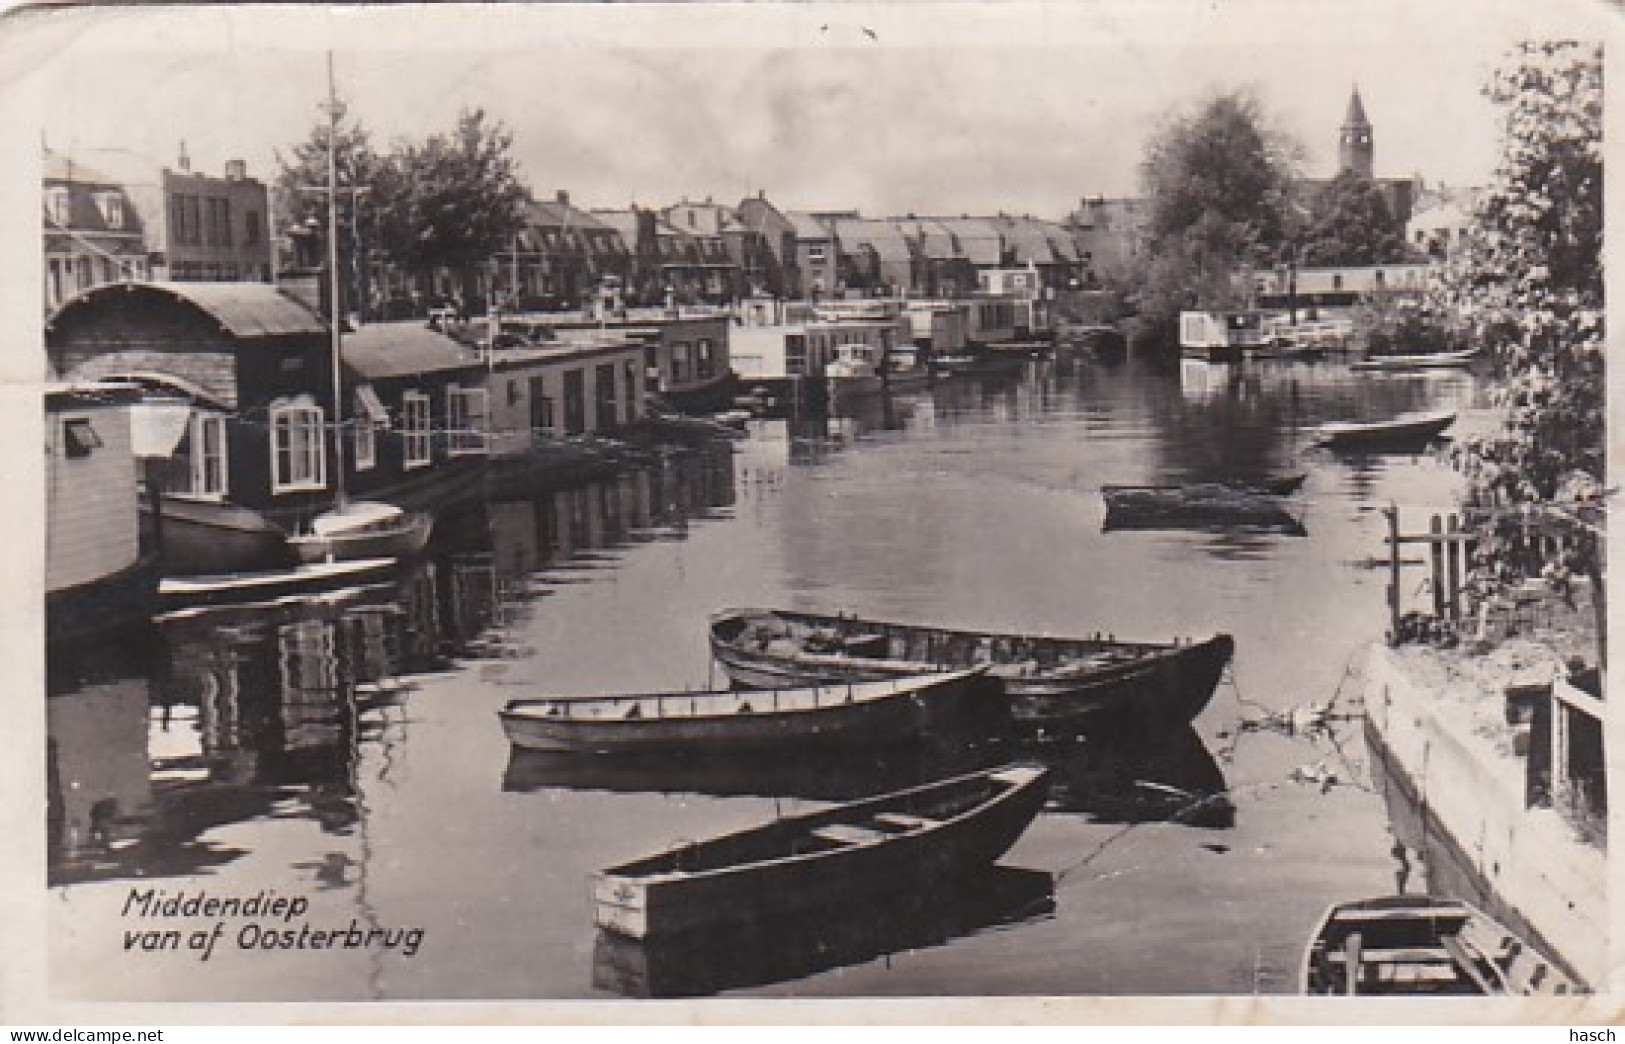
[995, 216, 1080, 264]
[590, 209, 642, 243]
[47, 281, 326, 338]
[528, 196, 616, 233]
[1344, 87, 1370, 129]
[42, 150, 122, 187]
[829, 218, 916, 272]
[926, 217, 1004, 266]
[341, 321, 486, 380]
[785, 211, 835, 241]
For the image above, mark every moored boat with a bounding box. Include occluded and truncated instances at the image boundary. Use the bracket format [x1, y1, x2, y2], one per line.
[146, 492, 295, 574]
[498, 668, 1003, 754]
[1302, 895, 1580, 995]
[709, 608, 1235, 735]
[1314, 409, 1456, 451]
[1349, 348, 1480, 372]
[592, 762, 1050, 939]
[156, 557, 399, 609]
[287, 500, 434, 564]
[1101, 479, 1307, 534]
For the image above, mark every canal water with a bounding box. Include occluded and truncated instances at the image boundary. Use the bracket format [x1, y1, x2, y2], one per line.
[47, 351, 1490, 1001]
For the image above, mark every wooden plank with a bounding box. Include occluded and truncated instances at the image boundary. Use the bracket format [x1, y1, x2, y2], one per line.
[1333, 904, 1470, 923]
[810, 824, 888, 846]
[1327, 946, 1456, 965]
[1431, 515, 1446, 619]
[1441, 935, 1499, 993]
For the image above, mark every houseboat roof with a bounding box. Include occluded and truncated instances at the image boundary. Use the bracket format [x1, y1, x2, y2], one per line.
[341, 322, 486, 380]
[47, 281, 327, 339]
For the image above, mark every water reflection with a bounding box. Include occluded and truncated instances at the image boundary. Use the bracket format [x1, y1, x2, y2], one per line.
[46, 449, 740, 887]
[591, 865, 1056, 999]
[505, 727, 1232, 829]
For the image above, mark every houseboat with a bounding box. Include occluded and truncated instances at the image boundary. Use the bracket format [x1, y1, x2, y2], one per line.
[1179, 310, 1279, 362]
[46, 382, 160, 644]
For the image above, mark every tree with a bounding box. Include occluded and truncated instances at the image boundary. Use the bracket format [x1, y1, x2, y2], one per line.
[387, 108, 532, 301]
[1130, 90, 1300, 328]
[1445, 41, 1604, 656]
[274, 98, 398, 315]
[1297, 169, 1408, 266]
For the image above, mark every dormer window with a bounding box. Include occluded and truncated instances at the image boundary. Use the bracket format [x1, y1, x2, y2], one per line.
[45, 188, 70, 225]
[94, 192, 124, 229]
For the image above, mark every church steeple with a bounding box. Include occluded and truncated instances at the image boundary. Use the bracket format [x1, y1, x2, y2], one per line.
[1339, 86, 1374, 179]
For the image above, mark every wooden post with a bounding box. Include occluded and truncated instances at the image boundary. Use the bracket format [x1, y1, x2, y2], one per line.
[1385, 504, 1402, 643]
[1430, 514, 1446, 619]
[1446, 513, 1463, 627]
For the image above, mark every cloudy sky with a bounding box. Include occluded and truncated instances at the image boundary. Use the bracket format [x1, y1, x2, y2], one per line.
[8, 0, 1613, 219]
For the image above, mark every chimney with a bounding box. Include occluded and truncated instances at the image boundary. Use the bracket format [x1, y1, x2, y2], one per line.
[557, 189, 570, 205]
[177, 141, 191, 173]
[224, 159, 247, 181]
[758, 189, 766, 200]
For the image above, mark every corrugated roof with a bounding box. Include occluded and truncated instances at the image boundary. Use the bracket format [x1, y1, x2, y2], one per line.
[341, 322, 486, 380]
[49, 281, 327, 338]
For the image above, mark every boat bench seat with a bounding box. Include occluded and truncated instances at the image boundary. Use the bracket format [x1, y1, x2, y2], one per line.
[1334, 905, 1470, 923]
[810, 824, 889, 846]
[1326, 946, 1455, 965]
[872, 812, 935, 832]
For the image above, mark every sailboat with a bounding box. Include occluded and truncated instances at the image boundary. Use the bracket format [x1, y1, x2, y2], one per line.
[287, 55, 435, 566]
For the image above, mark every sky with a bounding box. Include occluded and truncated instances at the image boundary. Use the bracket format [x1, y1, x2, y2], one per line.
[7, 0, 1617, 220]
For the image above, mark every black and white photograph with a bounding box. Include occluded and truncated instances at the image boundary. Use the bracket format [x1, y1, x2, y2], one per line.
[5, 0, 1616, 1021]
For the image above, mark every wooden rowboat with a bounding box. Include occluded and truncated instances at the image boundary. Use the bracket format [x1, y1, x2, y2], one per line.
[1101, 478, 1307, 533]
[287, 501, 435, 564]
[1349, 348, 1480, 372]
[157, 557, 399, 609]
[592, 762, 1050, 939]
[709, 608, 1235, 736]
[1314, 410, 1456, 451]
[498, 668, 1002, 754]
[1302, 895, 1580, 996]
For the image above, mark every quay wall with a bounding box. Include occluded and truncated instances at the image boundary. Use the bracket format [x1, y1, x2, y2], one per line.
[1361, 644, 1608, 988]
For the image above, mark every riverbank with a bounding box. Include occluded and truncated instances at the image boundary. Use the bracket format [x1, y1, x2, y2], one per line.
[1361, 637, 1608, 989]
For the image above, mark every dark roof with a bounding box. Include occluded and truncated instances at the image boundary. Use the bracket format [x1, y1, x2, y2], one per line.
[1344, 87, 1370, 128]
[341, 322, 485, 380]
[528, 198, 615, 233]
[47, 281, 325, 338]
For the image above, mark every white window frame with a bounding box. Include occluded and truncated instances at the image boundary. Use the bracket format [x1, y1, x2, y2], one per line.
[46, 188, 70, 226]
[95, 192, 124, 230]
[190, 412, 229, 498]
[402, 391, 432, 469]
[446, 384, 490, 455]
[268, 397, 326, 494]
[353, 415, 376, 472]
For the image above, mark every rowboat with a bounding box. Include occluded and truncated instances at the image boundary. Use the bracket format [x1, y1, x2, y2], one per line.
[498, 668, 1002, 754]
[709, 608, 1235, 736]
[1302, 895, 1580, 996]
[1101, 479, 1307, 534]
[592, 865, 1055, 998]
[1350, 348, 1480, 373]
[1314, 410, 1456, 451]
[592, 762, 1049, 939]
[156, 557, 399, 609]
[286, 501, 435, 564]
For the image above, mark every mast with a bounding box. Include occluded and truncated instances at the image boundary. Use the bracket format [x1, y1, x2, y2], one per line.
[326, 50, 349, 512]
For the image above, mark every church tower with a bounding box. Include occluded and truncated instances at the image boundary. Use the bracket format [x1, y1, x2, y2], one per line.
[1338, 86, 1374, 179]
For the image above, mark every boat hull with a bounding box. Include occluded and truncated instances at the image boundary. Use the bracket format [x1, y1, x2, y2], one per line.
[709, 609, 1235, 736]
[1350, 350, 1479, 372]
[1302, 895, 1580, 996]
[287, 511, 434, 564]
[150, 494, 294, 574]
[157, 557, 399, 610]
[1102, 483, 1306, 533]
[46, 551, 161, 646]
[1317, 412, 1456, 451]
[499, 670, 1004, 753]
[592, 763, 1049, 939]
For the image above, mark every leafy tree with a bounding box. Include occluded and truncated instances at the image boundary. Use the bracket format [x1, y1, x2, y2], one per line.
[1444, 41, 1604, 655]
[387, 108, 532, 301]
[1297, 169, 1408, 266]
[1131, 90, 1300, 328]
[273, 99, 397, 315]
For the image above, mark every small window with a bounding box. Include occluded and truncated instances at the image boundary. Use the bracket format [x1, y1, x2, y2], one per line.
[46, 188, 71, 226]
[63, 418, 101, 459]
[446, 385, 489, 455]
[268, 398, 326, 493]
[402, 391, 432, 468]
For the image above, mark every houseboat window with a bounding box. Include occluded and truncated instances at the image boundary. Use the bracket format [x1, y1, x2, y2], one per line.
[696, 339, 715, 380]
[528, 377, 553, 433]
[623, 361, 639, 424]
[447, 386, 490, 455]
[191, 413, 228, 496]
[62, 418, 101, 459]
[269, 399, 326, 493]
[562, 370, 586, 436]
[402, 391, 432, 468]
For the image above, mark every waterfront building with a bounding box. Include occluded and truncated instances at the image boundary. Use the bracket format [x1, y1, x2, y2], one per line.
[496, 191, 632, 312]
[825, 216, 920, 296]
[543, 312, 734, 412]
[988, 214, 1086, 290]
[1065, 197, 1145, 285]
[42, 150, 151, 313]
[733, 192, 801, 299]
[785, 211, 841, 298]
[482, 333, 647, 450]
[142, 154, 274, 283]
